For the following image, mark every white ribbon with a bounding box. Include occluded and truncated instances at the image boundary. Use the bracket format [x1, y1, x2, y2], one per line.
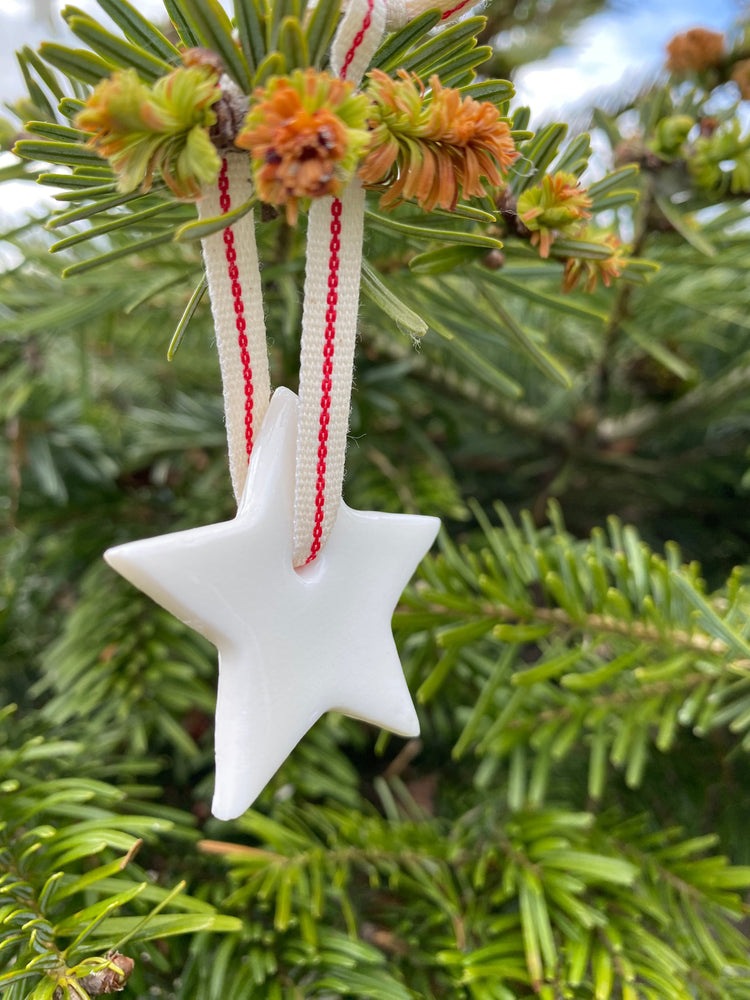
[198, 153, 270, 502]
[202, 0, 464, 561]
[293, 180, 367, 565]
[291, 0, 387, 564]
[330, 0, 387, 83]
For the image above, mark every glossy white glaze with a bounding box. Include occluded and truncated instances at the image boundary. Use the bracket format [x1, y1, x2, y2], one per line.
[105, 388, 439, 820]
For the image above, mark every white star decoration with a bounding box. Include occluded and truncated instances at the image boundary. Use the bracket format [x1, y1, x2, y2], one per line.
[105, 388, 439, 820]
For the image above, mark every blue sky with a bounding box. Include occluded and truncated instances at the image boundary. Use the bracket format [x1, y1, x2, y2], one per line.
[515, 0, 742, 117]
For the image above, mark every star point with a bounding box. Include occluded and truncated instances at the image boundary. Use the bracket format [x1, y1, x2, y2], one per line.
[105, 388, 439, 820]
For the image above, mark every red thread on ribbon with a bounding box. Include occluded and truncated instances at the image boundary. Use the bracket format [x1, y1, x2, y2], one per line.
[303, 0, 374, 559]
[218, 158, 254, 459]
[440, 0, 472, 18]
[339, 0, 376, 80]
[305, 197, 343, 564]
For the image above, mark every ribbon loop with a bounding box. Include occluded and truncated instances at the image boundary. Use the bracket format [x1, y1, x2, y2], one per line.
[205, 0, 473, 553]
[290, 0, 388, 564]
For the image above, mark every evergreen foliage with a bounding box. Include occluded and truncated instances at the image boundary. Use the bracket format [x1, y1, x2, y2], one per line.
[2, 2, 750, 998]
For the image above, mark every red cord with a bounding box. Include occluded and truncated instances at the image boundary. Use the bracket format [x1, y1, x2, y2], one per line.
[440, 0, 472, 19]
[339, 0, 375, 80]
[305, 197, 343, 564]
[218, 159, 254, 459]
[304, 1, 375, 559]
[304, 0, 374, 560]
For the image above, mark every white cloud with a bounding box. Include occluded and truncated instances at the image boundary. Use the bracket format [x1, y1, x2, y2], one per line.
[514, 0, 739, 120]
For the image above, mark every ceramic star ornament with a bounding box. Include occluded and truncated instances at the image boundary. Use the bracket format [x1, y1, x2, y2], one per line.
[105, 389, 439, 820]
